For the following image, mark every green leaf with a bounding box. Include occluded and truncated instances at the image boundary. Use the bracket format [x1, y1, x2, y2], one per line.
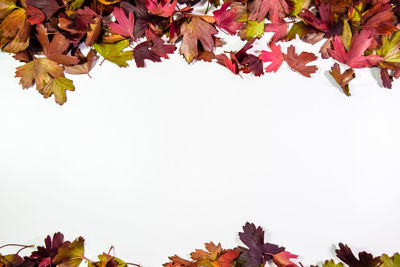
[53, 237, 85, 267]
[377, 32, 400, 63]
[380, 253, 400, 267]
[239, 21, 264, 41]
[322, 260, 344, 267]
[93, 40, 133, 67]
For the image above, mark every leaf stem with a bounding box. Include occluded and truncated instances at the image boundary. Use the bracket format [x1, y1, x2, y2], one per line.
[126, 262, 141, 267]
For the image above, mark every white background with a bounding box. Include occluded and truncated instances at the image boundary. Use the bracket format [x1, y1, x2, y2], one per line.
[0, 36, 399, 267]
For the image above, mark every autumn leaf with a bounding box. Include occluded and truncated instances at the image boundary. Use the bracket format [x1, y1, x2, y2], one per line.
[15, 57, 64, 91]
[41, 77, 75, 105]
[238, 222, 285, 267]
[36, 24, 79, 66]
[248, 0, 289, 23]
[30, 233, 67, 266]
[26, 6, 45, 25]
[65, 49, 99, 77]
[96, 0, 121, 5]
[322, 260, 344, 267]
[272, 251, 298, 267]
[190, 242, 240, 267]
[284, 45, 317, 77]
[216, 53, 239, 74]
[53, 237, 85, 267]
[94, 39, 133, 67]
[265, 21, 287, 43]
[377, 31, 400, 63]
[0, 0, 17, 19]
[26, 0, 60, 19]
[329, 63, 355, 96]
[213, 3, 244, 35]
[0, 8, 30, 53]
[145, 0, 177, 17]
[165, 255, 196, 267]
[109, 7, 135, 40]
[380, 253, 400, 267]
[239, 20, 264, 41]
[179, 17, 217, 63]
[259, 42, 284, 72]
[328, 30, 383, 68]
[335, 243, 380, 267]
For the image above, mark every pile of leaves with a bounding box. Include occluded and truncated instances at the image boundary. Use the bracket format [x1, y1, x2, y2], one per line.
[1, 223, 399, 267]
[0, 0, 399, 104]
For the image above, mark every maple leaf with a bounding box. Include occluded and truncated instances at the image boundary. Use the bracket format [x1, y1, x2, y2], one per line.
[322, 260, 344, 267]
[53, 237, 85, 267]
[36, 25, 79, 66]
[379, 67, 394, 89]
[213, 3, 244, 35]
[0, 254, 23, 267]
[15, 57, 64, 91]
[120, 1, 151, 39]
[86, 17, 102, 46]
[0, 0, 16, 19]
[26, 6, 45, 25]
[88, 252, 128, 267]
[65, 49, 99, 77]
[380, 253, 400, 267]
[145, 0, 177, 17]
[41, 77, 75, 105]
[145, 29, 176, 59]
[240, 54, 264, 76]
[94, 40, 133, 67]
[216, 53, 239, 74]
[265, 21, 287, 43]
[133, 41, 162, 67]
[238, 222, 285, 267]
[109, 7, 135, 40]
[239, 21, 264, 41]
[329, 63, 355, 96]
[165, 255, 196, 267]
[259, 42, 284, 72]
[248, 0, 289, 23]
[377, 31, 400, 63]
[272, 251, 298, 267]
[328, 30, 383, 68]
[179, 17, 217, 63]
[361, 3, 397, 36]
[26, 0, 60, 19]
[288, 0, 311, 16]
[190, 242, 240, 267]
[0, 8, 30, 53]
[284, 45, 317, 77]
[30, 233, 67, 267]
[335, 243, 380, 267]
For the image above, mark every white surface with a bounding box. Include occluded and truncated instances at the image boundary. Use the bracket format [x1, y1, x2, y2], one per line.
[0, 37, 400, 267]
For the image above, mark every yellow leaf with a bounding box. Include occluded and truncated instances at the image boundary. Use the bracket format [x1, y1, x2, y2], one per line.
[42, 77, 75, 105]
[15, 57, 64, 91]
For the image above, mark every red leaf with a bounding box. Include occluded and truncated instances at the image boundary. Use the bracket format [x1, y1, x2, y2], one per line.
[216, 53, 239, 74]
[213, 3, 244, 35]
[284, 45, 318, 77]
[328, 30, 383, 68]
[272, 251, 299, 267]
[265, 21, 287, 43]
[110, 7, 135, 40]
[26, 6, 45, 25]
[145, 29, 176, 59]
[145, 0, 177, 17]
[248, 0, 289, 23]
[259, 42, 284, 72]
